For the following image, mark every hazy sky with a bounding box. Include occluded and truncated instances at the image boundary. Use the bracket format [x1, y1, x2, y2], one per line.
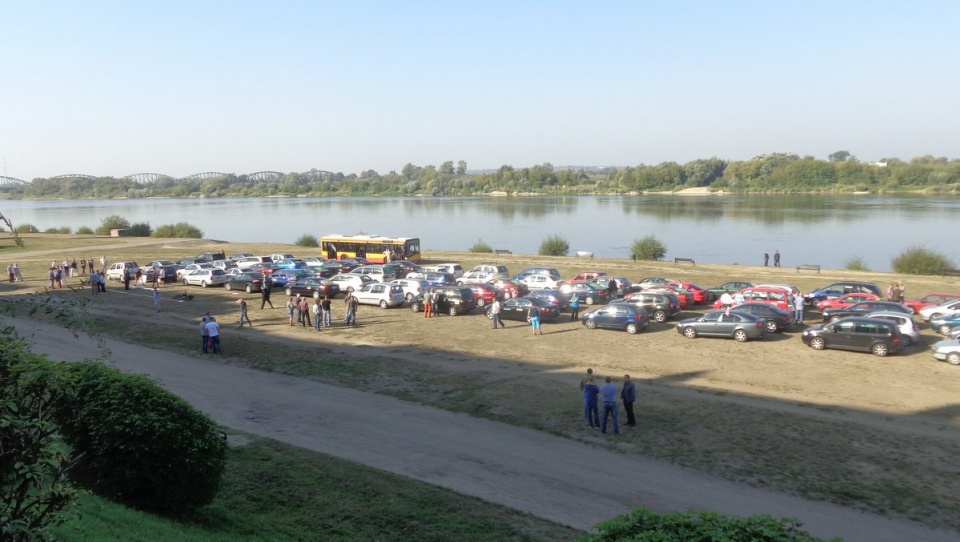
[2, 1, 958, 180]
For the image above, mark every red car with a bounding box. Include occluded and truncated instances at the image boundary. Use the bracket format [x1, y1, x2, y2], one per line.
[569, 271, 607, 282]
[466, 283, 501, 307]
[249, 262, 281, 275]
[642, 285, 692, 308]
[488, 278, 528, 299]
[676, 282, 714, 304]
[904, 293, 960, 315]
[817, 293, 879, 311]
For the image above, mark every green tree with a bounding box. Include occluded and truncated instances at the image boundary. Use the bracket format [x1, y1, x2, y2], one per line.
[891, 246, 954, 275]
[469, 238, 493, 253]
[538, 234, 569, 256]
[127, 222, 153, 237]
[630, 235, 667, 261]
[295, 233, 319, 247]
[828, 150, 853, 163]
[457, 160, 467, 175]
[152, 222, 203, 238]
[95, 215, 130, 235]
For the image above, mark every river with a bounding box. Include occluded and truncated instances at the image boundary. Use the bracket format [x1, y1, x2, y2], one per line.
[6, 194, 958, 271]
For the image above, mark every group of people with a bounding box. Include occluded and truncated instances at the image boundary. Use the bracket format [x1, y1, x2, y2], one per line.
[763, 250, 781, 267]
[6, 263, 23, 282]
[887, 281, 906, 303]
[284, 294, 336, 329]
[199, 313, 222, 354]
[579, 368, 636, 436]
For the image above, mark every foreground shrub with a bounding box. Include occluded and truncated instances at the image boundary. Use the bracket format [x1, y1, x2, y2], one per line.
[76, 226, 94, 234]
[630, 235, 667, 261]
[127, 222, 153, 237]
[539, 234, 569, 256]
[844, 255, 869, 271]
[578, 508, 831, 542]
[469, 239, 493, 253]
[152, 222, 203, 238]
[891, 246, 954, 275]
[295, 233, 319, 247]
[95, 215, 130, 235]
[55, 362, 227, 513]
[14, 223, 39, 233]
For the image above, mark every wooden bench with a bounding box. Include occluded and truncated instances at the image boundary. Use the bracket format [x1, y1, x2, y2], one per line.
[942, 268, 960, 277]
[494, 249, 513, 255]
[673, 257, 696, 265]
[796, 264, 821, 274]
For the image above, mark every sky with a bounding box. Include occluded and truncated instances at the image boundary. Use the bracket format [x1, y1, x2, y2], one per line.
[2, 1, 958, 180]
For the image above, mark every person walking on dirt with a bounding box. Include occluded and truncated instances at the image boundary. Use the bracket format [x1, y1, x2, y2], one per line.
[260, 279, 274, 309]
[599, 376, 620, 435]
[238, 299, 253, 327]
[344, 292, 359, 326]
[286, 297, 296, 326]
[490, 298, 504, 329]
[321, 296, 332, 327]
[773, 250, 781, 267]
[153, 286, 161, 312]
[528, 303, 543, 335]
[312, 298, 322, 331]
[621, 375, 636, 427]
[583, 377, 600, 429]
[763, 250, 769, 266]
[424, 289, 434, 318]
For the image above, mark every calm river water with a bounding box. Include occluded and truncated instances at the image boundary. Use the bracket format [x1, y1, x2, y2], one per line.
[6, 195, 959, 271]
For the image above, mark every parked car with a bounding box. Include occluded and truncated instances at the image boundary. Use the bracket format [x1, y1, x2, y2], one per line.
[484, 296, 559, 322]
[351, 283, 405, 308]
[488, 278, 528, 299]
[929, 313, 960, 335]
[211, 259, 238, 271]
[612, 293, 681, 323]
[639, 285, 691, 307]
[677, 282, 714, 304]
[931, 339, 960, 365]
[706, 281, 754, 298]
[569, 271, 607, 282]
[318, 260, 346, 275]
[559, 282, 609, 305]
[513, 267, 561, 281]
[730, 302, 794, 333]
[581, 304, 650, 334]
[676, 310, 765, 342]
[919, 299, 960, 322]
[196, 251, 227, 262]
[176, 262, 213, 280]
[801, 317, 904, 357]
[804, 281, 881, 308]
[470, 263, 509, 278]
[224, 271, 265, 293]
[285, 278, 341, 299]
[610, 276, 637, 295]
[865, 311, 920, 347]
[634, 277, 675, 290]
[177, 257, 209, 267]
[336, 258, 364, 273]
[816, 293, 880, 311]
[270, 253, 296, 263]
[465, 283, 501, 307]
[248, 262, 281, 276]
[106, 261, 140, 281]
[182, 268, 228, 288]
[457, 271, 496, 285]
[301, 256, 327, 267]
[275, 258, 307, 270]
[390, 260, 421, 277]
[904, 293, 960, 315]
[525, 288, 569, 310]
[229, 252, 254, 260]
[144, 260, 179, 283]
[521, 274, 564, 290]
[270, 269, 311, 287]
[353, 265, 397, 283]
[822, 301, 911, 322]
[712, 287, 792, 312]
[328, 273, 375, 293]
[390, 278, 431, 302]
[236, 256, 272, 270]
[409, 286, 477, 315]
[421, 263, 464, 278]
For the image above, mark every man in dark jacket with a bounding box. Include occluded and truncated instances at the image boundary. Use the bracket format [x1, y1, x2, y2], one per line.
[621, 374, 637, 427]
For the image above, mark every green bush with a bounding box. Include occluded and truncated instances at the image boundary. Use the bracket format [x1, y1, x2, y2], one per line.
[538, 234, 569, 256]
[295, 233, 319, 247]
[152, 222, 203, 238]
[630, 235, 667, 261]
[844, 255, 869, 271]
[578, 508, 831, 542]
[14, 224, 39, 233]
[127, 222, 153, 237]
[95, 215, 131, 235]
[55, 362, 227, 513]
[44, 227, 59, 234]
[76, 226, 94, 235]
[891, 246, 954, 275]
[469, 239, 493, 253]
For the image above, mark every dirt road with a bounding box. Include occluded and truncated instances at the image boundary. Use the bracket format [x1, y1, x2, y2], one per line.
[18, 319, 958, 542]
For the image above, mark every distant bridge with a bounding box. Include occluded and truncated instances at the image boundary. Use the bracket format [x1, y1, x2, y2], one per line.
[0, 176, 27, 186]
[124, 173, 176, 183]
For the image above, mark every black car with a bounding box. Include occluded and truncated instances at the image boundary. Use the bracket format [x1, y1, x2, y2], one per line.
[559, 282, 610, 305]
[526, 288, 569, 310]
[802, 317, 904, 357]
[486, 297, 560, 322]
[224, 272, 265, 293]
[409, 286, 477, 316]
[612, 293, 681, 323]
[144, 260, 180, 283]
[730, 302, 794, 333]
[284, 278, 341, 299]
[821, 301, 911, 322]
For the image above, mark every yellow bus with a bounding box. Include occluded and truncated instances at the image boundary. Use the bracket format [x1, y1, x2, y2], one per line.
[320, 234, 422, 263]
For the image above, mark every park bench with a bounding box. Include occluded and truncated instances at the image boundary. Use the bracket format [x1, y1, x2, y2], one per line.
[942, 268, 960, 277]
[494, 249, 513, 255]
[673, 257, 696, 265]
[796, 264, 821, 274]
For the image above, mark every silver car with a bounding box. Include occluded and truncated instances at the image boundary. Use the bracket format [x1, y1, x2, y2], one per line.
[931, 339, 960, 365]
[865, 311, 920, 347]
[351, 283, 405, 308]
[182, 268, 228, 287]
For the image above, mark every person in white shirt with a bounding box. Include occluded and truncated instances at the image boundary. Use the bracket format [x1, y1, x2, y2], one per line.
[206, 317, 221, 354]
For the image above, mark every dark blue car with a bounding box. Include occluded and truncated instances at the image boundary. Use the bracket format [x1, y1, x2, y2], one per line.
[581, 304, 650, 334]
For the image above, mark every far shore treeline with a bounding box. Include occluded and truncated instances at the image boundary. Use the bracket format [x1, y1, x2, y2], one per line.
[5, 152, 960, 199]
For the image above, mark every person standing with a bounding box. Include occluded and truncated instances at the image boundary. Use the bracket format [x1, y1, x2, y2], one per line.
[720, 291, 734, 309]
[793, 291, 804, 324]
[569, 293, 581, 321]
[608, 278, 618, 299]
[490, 298, 504, 329]
[152, 286, 161, 312]
[299, 296, 312, 328]
[773, 250, 781, 267]
[344, 292, 359, 326]
[122, 267, 131, 290]
[12, 263, 22, 282]
[200, 315, 210, 353]
[97, 270, 106, 293]
[583, 377, 600, 429]
[763, 250, 769, 266]
[898, 281, 906, 303]
[321, 295, 332, 327]
[71, 259, 78, 277]
[206, 317, 221, 354]
[286, 297, 296, 326]
[423, 289, 434, 318]
[891, 282, 902, 304]
[260, 279, 274, 309]
[621, 375, 637, 427]
[599, 376, 620, 435]
[528, 303, 543, 335]
[6, 263, 13, 282]
[312, 298, 322, 331]
[81, 258, 87, 275]
[100, 256, 107, 271]
[238, 299, 253, 327]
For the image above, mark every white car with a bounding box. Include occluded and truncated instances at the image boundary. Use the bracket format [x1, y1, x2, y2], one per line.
[328, 273, 375, 293]
[352, 283, 405, 308]
[182, 268, 228, 287]
[919, 299, 960, 322]
[458, 271, 494, 285]
[236, 256, 271, 270]
[105, 261, 140, 281]
[421, 263, 464, 278]
[270, 253, 296, 263]
[390, 278, 430, 302]
[931, 339, 960, 365]
[633, 277, 676, 290]
[211, 260, 238, 271]
[177, 263, 215, 280]
[865, 311, 920, 347]
[301, 256, 327, 267]
[521, 274, 563, 290]
[469, 263, 509, 278]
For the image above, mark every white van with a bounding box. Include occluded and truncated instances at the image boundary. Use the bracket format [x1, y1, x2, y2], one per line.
[422, 263, 464, 278]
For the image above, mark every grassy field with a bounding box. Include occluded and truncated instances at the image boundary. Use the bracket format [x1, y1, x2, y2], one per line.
[7, 234, 960, 536]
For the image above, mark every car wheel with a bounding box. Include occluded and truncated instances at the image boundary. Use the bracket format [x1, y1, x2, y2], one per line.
[939, 325, 952, 335]
[586, 319, 597, 329]
[653, 310, 667, 323]
[246, 285, 253, 293]
[285, 288, 293, 296]
[733, 329, 749, 342]
[476, 298, 486, 307]
[449, 307, 458, 316]
[765, 320, 779, 333]
[585, 296, 595, 305]
[405, 292, 414, 301]
[380, 300, 388, 309]
[947, 352, 960, 365]
[456, 281, 463, 286]
[313, 291, 321, 299]
[810, 337, 826, 350]
[225, 283, 233, 291]
[626, 323, 638, 334]
[682, 326, 697, 339]
[830, 316, 841, 323]
[871, 342, 889, 357]
[410, 302, 421, 312]
[901, 335, 912, 347]
[182, 279, 189, 286]
[505, 292, 513, 299]
[908, 307, 916, 315]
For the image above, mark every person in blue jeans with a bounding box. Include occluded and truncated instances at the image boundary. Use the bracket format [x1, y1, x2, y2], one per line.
[599, 376, 620, 435]
[528, 304, 542, 335]
[582, 377, 600, 428]
[569, 293, 581, 321]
